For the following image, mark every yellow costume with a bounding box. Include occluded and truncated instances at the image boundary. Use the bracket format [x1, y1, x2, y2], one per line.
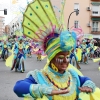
[76, 48, 82, 61]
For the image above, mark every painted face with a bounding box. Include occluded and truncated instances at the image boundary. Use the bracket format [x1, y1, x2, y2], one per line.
[19, 39, 23, 43]
[51, 51, 70, 73]
[4, 41, 6, 44]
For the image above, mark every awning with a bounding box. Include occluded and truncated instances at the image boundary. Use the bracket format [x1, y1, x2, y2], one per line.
[92, 18, 100, 21]
[91, 2, 100, 6]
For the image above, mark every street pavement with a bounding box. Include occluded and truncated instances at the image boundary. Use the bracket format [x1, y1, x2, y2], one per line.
[0, 55, 100, 100]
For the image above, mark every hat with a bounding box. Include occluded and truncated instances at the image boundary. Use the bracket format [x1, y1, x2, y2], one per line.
[45, 30, 76, 61]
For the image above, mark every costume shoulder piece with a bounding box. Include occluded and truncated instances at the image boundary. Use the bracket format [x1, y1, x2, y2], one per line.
[26, 69, 50, 86]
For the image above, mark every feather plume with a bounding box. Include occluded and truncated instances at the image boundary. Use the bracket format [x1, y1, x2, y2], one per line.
[22, 0, 66, 51]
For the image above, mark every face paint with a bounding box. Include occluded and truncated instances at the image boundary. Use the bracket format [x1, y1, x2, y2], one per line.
[61, 59, 63, 63]
[51, 51, 70, 74]
[55, 55, 70, 64]
[59, 59, 63, 63]
[56, 58, 63, 63]
[59, 59, 61, 63]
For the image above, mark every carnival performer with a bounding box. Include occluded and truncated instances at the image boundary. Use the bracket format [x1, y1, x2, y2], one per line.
[88, 39, 95, 60]
[81, 39, 88, 64]
[69, 48, 81, 69]
[0, 40, 3, 59]
[13, 0, 100, 99]
[36, 48, 42, 61]
[8, 38, 13, 50]
[25, 41, 32, 58]
[11, 36, 26, 73]
[7, 40, 13, 55]
[2, 41, 9, 60]
[94, 47, 99, 58]
[14, 30, 100, 100]
[75, 45, 82, 64]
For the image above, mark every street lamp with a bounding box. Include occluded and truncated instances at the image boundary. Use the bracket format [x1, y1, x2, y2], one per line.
[67, 9, 79, 31]
[0, 9, 7, 15]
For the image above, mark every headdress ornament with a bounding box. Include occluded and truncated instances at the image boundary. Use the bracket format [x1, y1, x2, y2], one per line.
[22, 0, 77, 61]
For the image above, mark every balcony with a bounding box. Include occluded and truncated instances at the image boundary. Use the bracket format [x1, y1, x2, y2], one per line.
[91, 31, 100, 34]
[91, 0, 100, 1]
[91, 15, 100, 18]
[91, 11, 100, 18]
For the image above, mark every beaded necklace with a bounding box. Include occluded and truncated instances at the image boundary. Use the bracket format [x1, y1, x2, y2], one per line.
[45, 73, 71, 90]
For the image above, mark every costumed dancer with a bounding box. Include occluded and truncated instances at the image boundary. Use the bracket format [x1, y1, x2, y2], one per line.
[7, 40, 13, 56]
[81, 39, 88, 64]
[94, 47, 100, 58]
[13, 0, 100, 99]
[0, 40, 3, 59]
[75, 45, 82, 64]
[11, 37, 26, 73]
[27, 42, 32, 58]
[36, 48, 42, 61]
[69, 48, 81, 69]
[8, 39, 13, 50]
[88, 39, 95, 60]
[2, 41, 9, 61]
[25, 40, 31, 57]
[14, 31, 97, 100]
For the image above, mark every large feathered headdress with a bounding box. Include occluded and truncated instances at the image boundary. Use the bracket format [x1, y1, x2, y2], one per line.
[22, 0, 76, 61]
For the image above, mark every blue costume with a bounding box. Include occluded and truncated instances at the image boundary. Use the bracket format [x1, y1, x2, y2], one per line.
[69, 48, 81, 69]
[87, 40, 95, 59]
[11, 37, 27, 72]
[80, 40, 88, 64]
[0, 41, 3, 58]
[13, 31, 96, 100]
[25, 41, 32, 57]
[14, 66, 95, 100]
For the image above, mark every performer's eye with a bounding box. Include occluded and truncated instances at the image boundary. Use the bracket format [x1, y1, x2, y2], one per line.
[59, 57, 63, 59]
[66, 56, 69, 59]
[58, 55, 64, 59]
[66, 56, 70, 61]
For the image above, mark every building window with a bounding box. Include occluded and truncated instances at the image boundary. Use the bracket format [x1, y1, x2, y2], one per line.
[92, 22, 98, 31]
[74, 3, 79, 11]
[92, 5, 100, 16]
[74, 21, 79, 28]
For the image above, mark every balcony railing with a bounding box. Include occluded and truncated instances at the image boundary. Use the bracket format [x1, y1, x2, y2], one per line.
[92, 28, 99, 31]
[91, 15, 100, 18]
[91, 0, 100, 1]
[91, 31, 100, 34]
